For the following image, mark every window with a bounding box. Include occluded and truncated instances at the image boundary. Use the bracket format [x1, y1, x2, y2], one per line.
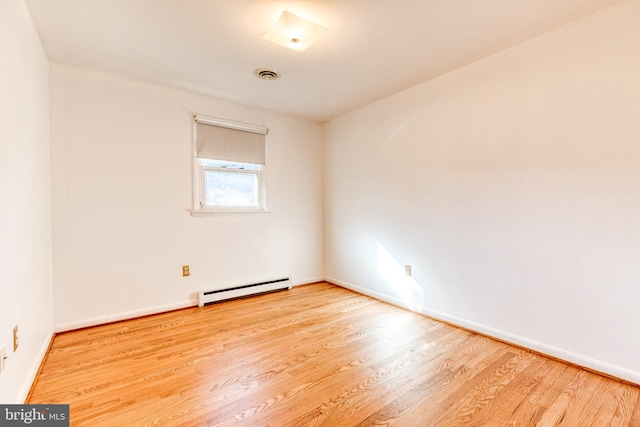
[193, 115, 268, 213]
[199, 159, 262, 208]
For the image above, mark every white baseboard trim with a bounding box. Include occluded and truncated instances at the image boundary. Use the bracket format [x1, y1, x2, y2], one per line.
[293, 276, 326, 287]
[18, 329, 54, 403]
[53, 278, 326, 333]
[54, 300, 197, 333]
[325, 276, 640, 385]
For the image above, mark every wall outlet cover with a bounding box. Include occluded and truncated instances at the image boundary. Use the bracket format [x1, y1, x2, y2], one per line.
[404, 265, 412, 276]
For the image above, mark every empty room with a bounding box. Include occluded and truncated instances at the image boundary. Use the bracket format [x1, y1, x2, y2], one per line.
[2, 0, 640, 425]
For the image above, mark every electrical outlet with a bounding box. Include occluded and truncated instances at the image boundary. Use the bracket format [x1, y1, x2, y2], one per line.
[182, 265, 190, 277]
[0, 346, 6, 374]
[13, 325, 18, 352]
[405, 265, 412, 277]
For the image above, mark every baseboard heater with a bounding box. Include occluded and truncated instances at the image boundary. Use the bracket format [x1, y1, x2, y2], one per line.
[198, 277, 292, 307]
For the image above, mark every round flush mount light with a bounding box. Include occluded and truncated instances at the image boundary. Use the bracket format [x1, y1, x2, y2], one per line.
[254, 67, 281, 80]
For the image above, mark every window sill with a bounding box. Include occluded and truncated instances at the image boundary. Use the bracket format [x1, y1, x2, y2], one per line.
[189, 208, 271, 217]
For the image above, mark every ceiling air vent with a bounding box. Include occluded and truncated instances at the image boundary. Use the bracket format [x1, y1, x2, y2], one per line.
[254, 67, 281, 80]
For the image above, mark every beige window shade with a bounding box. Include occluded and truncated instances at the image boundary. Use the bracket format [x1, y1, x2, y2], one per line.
[195, 117, 267, 165]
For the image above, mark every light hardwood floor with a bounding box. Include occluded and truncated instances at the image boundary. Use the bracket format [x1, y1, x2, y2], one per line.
[28, 282, 640, 426]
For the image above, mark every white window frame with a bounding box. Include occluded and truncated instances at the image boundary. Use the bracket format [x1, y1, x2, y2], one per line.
[191, 115, 269, 215]
[194, 159, 267, 213]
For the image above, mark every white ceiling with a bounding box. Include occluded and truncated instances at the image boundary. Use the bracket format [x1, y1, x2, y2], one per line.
[25, 0, 623, 122]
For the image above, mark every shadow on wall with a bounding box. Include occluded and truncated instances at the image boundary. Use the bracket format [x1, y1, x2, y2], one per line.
[377, 243, 424, 312]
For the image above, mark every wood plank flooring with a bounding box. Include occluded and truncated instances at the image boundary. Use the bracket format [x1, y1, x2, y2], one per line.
[28, 282, 640, 426]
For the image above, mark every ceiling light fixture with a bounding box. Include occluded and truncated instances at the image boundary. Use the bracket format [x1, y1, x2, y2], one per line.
[263, 11, 327, 52]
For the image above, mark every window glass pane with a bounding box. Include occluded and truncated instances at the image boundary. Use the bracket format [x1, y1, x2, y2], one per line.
[204, 170, 258, 207]
[200, 158, 260, 171]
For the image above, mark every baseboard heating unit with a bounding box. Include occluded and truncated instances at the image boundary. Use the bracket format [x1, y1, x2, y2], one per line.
[198, 277, 292, 307]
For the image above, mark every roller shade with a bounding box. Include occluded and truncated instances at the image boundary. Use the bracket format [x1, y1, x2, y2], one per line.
[195, 116, 267, 165]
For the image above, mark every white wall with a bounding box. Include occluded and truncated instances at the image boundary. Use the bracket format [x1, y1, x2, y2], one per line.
[0, 0, 53, 403]
[50, 64, 324, 330]
[324, 0, 640, 383]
